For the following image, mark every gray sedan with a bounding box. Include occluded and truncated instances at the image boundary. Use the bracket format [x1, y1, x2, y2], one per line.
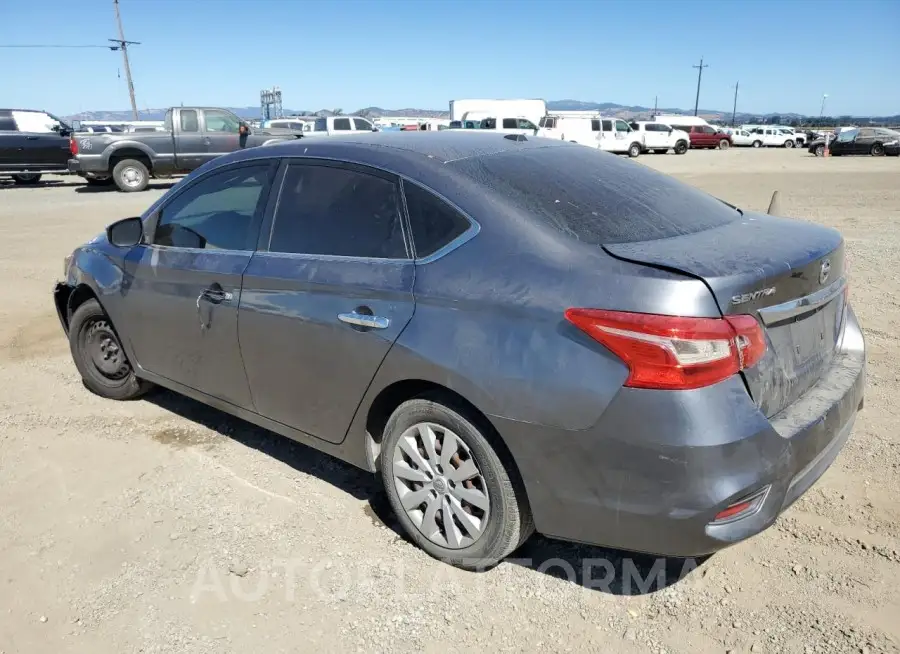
[54, 132, 865, 569]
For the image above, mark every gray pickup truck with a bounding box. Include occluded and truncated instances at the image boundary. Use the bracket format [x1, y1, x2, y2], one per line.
[68, 106, 301, 192]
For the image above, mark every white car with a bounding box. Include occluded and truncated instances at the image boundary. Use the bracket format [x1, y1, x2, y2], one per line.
[723, 128, 754, 146]
[629, 121, 690, 154]
[537, 115, 643, 157]
[477, 116, 540, 136]
[746, 127, 797, 148]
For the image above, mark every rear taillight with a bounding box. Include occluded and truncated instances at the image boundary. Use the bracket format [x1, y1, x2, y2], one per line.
[69, 137, 78, 156]
[564, 309, 766, 390]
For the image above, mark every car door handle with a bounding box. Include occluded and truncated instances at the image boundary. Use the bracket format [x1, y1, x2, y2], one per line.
[25, 136, 39, 140]
[200, 288, 233, 304]
[338, 311, 390, 329]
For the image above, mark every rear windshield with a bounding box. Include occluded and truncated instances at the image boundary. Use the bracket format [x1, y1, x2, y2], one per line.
[450, 146, 740, 244]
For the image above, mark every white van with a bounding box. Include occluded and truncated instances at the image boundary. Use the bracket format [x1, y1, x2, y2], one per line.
[477, 116, 539, 136]
[538, 115, 643, 157]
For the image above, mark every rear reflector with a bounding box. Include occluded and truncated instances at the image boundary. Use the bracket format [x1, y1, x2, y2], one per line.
[564, 309, 766, 390]
[712, 486, 770, 524]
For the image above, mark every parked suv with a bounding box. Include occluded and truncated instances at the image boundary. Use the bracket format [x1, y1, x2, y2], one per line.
[629, 121, 690, 154]
[679, 125, 733, 150]
[0, 108, 73, 184]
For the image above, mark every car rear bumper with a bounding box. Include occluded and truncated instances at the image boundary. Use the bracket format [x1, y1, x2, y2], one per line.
[494, 306, 866, 557]
[68, 156, 107, 176]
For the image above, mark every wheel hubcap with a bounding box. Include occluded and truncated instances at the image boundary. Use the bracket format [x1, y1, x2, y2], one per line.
[122, 167, 143, 187]
[86, 320, 130, 379]
[391, 422, 490, 549]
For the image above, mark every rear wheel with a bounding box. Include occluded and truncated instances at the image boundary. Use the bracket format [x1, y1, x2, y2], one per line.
[112, 159, 150, 192]
[627, 142, 641, 158]
[380, 397, 533, 570]
[12, 173, 41, 185]
[718, 139, 730, 150]
[674, 140, 688, 155]
[69, 299, 152, 400]
[752, 140, 763, 148]
[871, 143, 885, 156]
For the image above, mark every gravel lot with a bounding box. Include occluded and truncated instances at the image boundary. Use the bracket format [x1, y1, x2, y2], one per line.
[1, 148, 898, 654]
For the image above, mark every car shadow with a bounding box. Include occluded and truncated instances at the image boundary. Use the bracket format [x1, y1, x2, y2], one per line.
[0, 179, 67, 191]
[74, 181, 177, 194]
[144, 388, 707, 595]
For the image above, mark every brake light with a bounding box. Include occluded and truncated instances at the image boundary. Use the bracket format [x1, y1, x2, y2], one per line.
[69, 137, 78, 156]
[564, 309, 766, 390]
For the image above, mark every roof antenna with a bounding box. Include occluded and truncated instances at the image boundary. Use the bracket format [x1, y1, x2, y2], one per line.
[767, 190, 782, 216]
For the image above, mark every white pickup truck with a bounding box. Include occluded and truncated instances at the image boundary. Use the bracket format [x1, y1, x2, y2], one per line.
[746, 127, 797, 148]
[629, 121, 690, 154]
[305, 115, 379, 136]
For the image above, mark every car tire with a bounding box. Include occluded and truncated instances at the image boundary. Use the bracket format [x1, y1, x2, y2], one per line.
[718, 139, 730, 150]
[380, 397, 533, 570]
[871, 143, 884, 156]
[814, 144, 825, 157]
[784, 139, 795, 148]
[674, 140, 688, 155]
[69, 298, 152, 401]
[12, 173, 41, 185]
[752, 140, 763, 148]
[628, 142, 641, 158]
[112, 159, 150, 192]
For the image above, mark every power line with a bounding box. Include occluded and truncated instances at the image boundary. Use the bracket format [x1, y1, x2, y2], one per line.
[692, 57, 708, 117]
[0, 44, 117, 49]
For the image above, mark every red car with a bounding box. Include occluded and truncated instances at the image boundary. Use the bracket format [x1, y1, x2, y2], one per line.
[681, 125, 733, 150]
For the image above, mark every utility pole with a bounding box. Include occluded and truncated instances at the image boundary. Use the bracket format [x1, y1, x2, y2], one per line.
[731, 81, 739, 127]
[653, 95, 658, 117]
[692, 57, 708, 117]
[111, 0, 140, 120]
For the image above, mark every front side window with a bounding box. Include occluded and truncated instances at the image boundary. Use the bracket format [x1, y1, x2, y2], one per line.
[353, 118, 374, 131]
[615, 120, 630, 132]
[11, 110, 59, 133]
[837, 129, 858, 142]
[517, 119, 537, 130]
[268, 163, 406, 259]
[152, 165, 271, 250]
[404, 182, 471, 258]
[480, 118, 497, 129]
[204, 110, 240, 133]
[333, 117, 352, 131]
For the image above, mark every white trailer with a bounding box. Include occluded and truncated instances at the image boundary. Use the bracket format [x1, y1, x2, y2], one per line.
[449, 99, 547, 126]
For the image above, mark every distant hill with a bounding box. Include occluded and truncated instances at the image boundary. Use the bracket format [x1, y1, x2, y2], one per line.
[65, 102, 899, 126]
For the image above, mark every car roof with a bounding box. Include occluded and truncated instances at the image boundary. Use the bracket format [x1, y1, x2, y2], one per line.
[225, 131, 572, 175]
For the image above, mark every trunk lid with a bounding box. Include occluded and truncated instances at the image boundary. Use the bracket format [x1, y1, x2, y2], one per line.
[603, 212, 847, 417]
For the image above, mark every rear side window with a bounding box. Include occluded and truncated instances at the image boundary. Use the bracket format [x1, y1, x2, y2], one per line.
[0, 112, 16, 131]
[403, 182, 471, 258]
[502, 118, 518, 129]
[601, 120, 612, 131]
[333, 118, 352, 131]
[180, 110, 199, 132]
[450, 147, 740, 245]
[269, 164, 407, 259]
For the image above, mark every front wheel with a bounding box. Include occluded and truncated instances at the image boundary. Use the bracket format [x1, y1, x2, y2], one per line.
[814, 144, 825, 157]
[69, 298, 152, 400]
[784, 139, 795, 148]
[752, 140, 763, 148]
[627, 142, 641, 158]
[112, 159, 150, 192]
[871, 143, 885, 156]
[718, 139, 730, 150]
[674, 140, 688, 155]
[12, 173, 41, 185]
[380, 397, 533, 570]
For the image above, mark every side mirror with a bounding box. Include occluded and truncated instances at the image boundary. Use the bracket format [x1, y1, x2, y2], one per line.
[668, 127, 673, 133]
[107, 216, 144, 247]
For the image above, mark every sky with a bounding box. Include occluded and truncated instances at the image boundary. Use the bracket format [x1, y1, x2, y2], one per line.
[3, 0, 898, 117]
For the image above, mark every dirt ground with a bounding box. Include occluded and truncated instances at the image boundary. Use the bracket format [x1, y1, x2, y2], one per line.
[1, 148, 898, 654]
